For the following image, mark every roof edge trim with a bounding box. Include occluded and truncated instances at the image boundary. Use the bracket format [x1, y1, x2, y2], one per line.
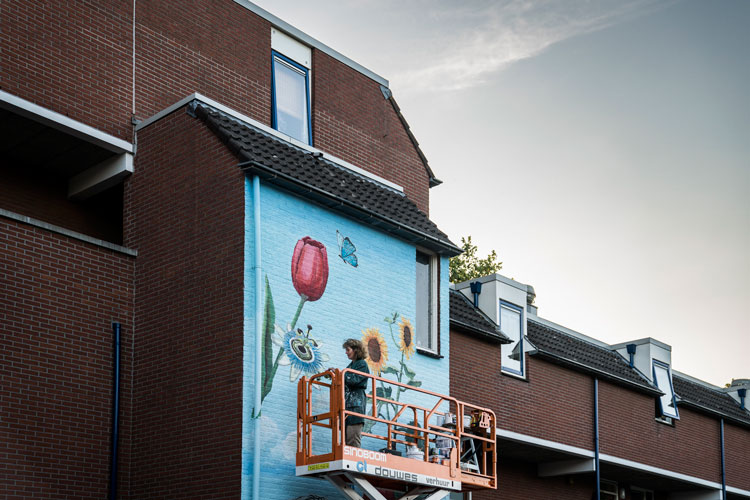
[450, 319, 509, 344]
[498, 428, 744, 493]
[136, 94, 403, 192]
[239, 159, 462, 256]
[233, 0, 388, 88]
[0, 90, 133, 154]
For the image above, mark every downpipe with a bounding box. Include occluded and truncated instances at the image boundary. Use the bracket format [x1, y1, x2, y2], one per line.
[252, 176, 262, 500]
[110, 322, 121, 500]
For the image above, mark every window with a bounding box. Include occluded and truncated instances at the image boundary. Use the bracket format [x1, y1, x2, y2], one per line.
[416, 251, 438, 353]
[653, 360, 679, 420]
[271, 51, 311, 144]
[499, 300, 523, 376]
[600, 480, 618, 500]
[631, 487, 654, 500]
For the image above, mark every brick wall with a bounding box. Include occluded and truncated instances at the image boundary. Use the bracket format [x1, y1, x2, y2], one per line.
[124, 108, 245, 499]
[0, 1, 134, 139]
[312, 51, 431, 213]
[450, 331, 594, 451]
[598, 381, 722, 483]
[724, 421, 750, 491]
[0, 217, 134, 499]
[2, 0, 432, 212]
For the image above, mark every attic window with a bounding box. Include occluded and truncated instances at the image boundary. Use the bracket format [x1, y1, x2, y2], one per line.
[500, 300, 524, 376]
[652, 360, 679, 420]
[270, 29, 312, 145]
[272, 52, 311, 144]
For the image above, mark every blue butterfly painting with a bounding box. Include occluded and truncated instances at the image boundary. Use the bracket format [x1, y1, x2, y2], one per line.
[336, 230, 358, 268]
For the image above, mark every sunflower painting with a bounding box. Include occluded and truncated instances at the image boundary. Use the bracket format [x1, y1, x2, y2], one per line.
[362, 312, 423, 432]
[398, 317, 415, 359]
[362, 328, 388, 375]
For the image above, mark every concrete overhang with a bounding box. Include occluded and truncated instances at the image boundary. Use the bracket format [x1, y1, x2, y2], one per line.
[0, 91, 134, 200]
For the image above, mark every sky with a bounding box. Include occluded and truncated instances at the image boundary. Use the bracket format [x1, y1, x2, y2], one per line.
[252, 0, 750, 387]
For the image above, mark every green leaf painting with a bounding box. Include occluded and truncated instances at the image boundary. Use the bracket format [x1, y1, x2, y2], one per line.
[262, 275, 275, 401]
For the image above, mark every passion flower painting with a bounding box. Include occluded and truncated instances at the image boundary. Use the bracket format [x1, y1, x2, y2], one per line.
[261, 236, 331, 403]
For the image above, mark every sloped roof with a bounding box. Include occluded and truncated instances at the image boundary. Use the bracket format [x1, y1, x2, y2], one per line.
[673, 375, 750, 426]
[527, 320, 659, 394]
[527, 319, 750, 426]
[193, 104, 460, 256]
[449, 289, 511, 344]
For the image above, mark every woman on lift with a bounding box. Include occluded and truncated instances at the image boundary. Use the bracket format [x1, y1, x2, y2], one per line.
[342, 338, 369, 447]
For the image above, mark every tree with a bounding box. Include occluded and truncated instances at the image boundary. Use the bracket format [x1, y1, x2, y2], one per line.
[449, 236, 502, 283]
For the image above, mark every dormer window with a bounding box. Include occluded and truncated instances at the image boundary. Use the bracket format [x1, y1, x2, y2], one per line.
[652, 360, 679, 420]
[500, 300, 524, 376]
[271, 29, 312, 145]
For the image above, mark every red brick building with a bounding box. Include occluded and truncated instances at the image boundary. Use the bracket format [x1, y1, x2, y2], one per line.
[2, 2, 452, 499]
[451, 276, 750, 500]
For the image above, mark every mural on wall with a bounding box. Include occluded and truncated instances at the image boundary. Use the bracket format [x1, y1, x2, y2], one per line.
[259, 234, 422, 417]
[261, 236, 331, 402]
[362, 312, 422, 433]
[336, 230, 358, 267]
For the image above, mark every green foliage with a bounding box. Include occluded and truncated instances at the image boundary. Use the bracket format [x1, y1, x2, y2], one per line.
[449, 236, 502, 283]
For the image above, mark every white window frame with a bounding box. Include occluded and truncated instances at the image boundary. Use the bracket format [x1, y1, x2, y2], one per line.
[271, 51, 312, 145]
[652, 359, 680, 420]
[415, 251, 439, 354]
[499, 300, 524, 377]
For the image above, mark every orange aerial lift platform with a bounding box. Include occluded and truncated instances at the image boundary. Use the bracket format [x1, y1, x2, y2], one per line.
[296, 368, 496, 500]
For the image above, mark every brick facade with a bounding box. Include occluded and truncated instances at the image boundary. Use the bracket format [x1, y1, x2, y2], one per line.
[124, 109, 245, 499]
[450, 323, 749, 499]
[1, 0, 431, 213]
[450, 333, 594, 451]
[0, 218, 134, 499]
[598, 381, 722, 483]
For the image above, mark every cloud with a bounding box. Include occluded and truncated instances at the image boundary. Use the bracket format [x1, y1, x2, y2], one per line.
[393, 0, 666, 93]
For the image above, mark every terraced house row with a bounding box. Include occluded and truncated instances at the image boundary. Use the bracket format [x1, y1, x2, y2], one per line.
[1, 1, 747, 499]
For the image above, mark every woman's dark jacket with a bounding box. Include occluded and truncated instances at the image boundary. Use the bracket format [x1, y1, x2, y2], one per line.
[345, 359, 369, 425]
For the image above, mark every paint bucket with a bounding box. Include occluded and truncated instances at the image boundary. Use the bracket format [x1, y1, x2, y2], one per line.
[406, 445, 422, 460]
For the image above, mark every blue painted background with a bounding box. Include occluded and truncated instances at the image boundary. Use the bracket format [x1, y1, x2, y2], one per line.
[242, 180, 450, 499]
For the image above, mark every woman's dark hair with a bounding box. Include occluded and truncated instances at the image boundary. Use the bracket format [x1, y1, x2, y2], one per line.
[342, 338, 367, 360]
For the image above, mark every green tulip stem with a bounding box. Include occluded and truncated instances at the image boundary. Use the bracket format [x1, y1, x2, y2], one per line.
[290, 296, 307, 330]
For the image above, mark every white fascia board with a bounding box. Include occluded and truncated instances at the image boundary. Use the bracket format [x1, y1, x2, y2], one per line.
[497, 429, 747, 495]
[538, 459, 595, 477]
[69, 153, 133, 200]
[496, 429, 594, 458]
[727, 485, 750, 498]
[232, 0, 388, 88]
[0, 90, 133, 154]
[135, 93, 403, 193]
[670, 492, 722, 500]
[598, 453, 721, 490]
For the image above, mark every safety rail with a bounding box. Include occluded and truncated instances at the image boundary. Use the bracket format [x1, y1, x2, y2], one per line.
[296, 368, 496, 492]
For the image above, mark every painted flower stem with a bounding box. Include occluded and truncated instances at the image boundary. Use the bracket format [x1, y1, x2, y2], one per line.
[290, 297, 307, 331]
[264, 296, 307, 399]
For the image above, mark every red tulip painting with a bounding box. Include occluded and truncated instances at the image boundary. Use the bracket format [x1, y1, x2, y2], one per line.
[291, 237, 329, 302]
[261, 236, 331, 402]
